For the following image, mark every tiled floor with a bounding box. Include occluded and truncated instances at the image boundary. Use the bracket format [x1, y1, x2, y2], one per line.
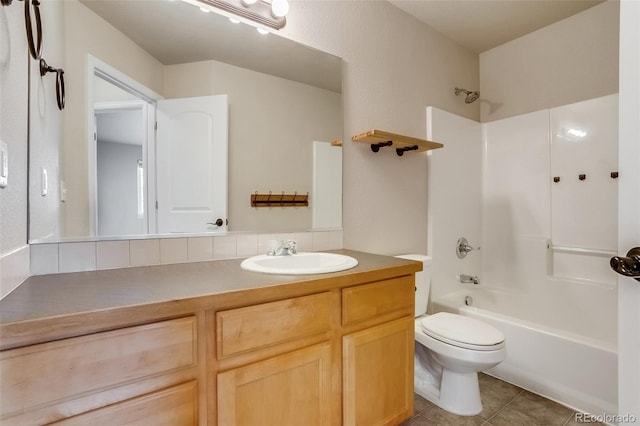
[402, 374, 604, 426]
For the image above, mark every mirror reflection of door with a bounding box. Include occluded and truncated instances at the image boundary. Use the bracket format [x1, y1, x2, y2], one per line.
[92, 69, 229, 236]
[92, 72, 153, 236]
[156, 95, 228, 234]
[95, 104, 146, 236]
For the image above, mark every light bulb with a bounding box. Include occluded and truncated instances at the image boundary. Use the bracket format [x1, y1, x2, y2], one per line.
[257, 27, 269, 35]
[199, 7, 210, 12]
[229, 17, 241, 23]
[241, 0, 258, 5]
[271, 0, 289, 17]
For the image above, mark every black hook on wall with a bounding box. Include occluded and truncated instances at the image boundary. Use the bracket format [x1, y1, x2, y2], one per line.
[40, 58, 65, 110]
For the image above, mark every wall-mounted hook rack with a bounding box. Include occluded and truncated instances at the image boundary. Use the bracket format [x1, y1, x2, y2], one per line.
[352, 129, 443, 157]
[251, 191, 309, 207]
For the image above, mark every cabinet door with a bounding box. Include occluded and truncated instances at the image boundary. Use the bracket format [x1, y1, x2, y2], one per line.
[343, 316, 413, 426]
[217, 343, 333, 426]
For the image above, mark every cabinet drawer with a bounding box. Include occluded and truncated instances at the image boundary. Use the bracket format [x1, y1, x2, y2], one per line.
[217, 292, 332, 358]
[0, 317, 196, 417]
[342, 276, 414, 325]
[51, 381, 197, 426]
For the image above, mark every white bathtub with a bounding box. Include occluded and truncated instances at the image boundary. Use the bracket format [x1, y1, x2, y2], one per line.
[432, 287, 618, 417]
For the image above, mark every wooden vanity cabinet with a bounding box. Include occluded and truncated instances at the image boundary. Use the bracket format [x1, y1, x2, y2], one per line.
[214, 292, 337, 426]
[214, 276, 415, 426]
[0, 316, 199, 425]
[342, 276, 415, 426]
[0, 258, 418, 426]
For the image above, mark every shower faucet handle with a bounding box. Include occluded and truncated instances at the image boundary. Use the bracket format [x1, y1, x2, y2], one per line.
[456, 237, 479, 259]
[456, 237, 480, 259]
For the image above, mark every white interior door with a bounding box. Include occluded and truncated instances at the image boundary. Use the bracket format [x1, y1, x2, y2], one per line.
[617, 1, 640, 422]
[156, 95, 228, 233]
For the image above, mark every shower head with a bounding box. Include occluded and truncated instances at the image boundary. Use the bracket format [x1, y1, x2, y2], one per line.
[454, 87, 480, 104]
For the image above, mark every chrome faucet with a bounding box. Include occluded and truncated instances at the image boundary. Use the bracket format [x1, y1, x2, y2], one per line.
[459, 274, 479, 285]
[268, 240, 297, 256]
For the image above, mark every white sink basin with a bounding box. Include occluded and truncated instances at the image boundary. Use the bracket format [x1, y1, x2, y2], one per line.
[240, 252, 358, 275]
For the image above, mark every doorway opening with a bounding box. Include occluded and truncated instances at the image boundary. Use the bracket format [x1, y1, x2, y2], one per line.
[87, 56, 160, 236]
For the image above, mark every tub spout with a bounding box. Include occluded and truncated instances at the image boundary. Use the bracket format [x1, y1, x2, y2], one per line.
[459, 274, 479, 285]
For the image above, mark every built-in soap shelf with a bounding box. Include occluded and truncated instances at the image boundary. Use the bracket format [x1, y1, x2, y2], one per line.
[352, 129, 444, 156]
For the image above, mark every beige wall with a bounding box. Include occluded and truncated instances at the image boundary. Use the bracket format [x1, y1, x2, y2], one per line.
[280, 1, 480, 255]
[8, 0, 619, 258]
[165, 59, 342, 232]
[28, 0, 64, 242]
[480, 1, 619, 123]
[60, 0, 164, 237]
[0, 2, 31, 296]
[0, 4, 29, 253]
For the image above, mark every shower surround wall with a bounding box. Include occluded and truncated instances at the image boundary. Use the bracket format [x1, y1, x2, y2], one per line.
[481, 94, 619, 414]
[427, 94, 619, 415]
[483, 94, 619, 290]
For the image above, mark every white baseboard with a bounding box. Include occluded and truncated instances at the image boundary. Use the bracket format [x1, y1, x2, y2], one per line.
[1, 245, 30, 300]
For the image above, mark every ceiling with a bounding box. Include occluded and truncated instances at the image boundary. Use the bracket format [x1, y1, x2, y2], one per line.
[80, 0, 342, 93]
[79, 0, 607, 93]
[388, 0, 606, 53]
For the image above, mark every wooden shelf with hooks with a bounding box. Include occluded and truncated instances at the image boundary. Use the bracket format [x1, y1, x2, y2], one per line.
[251, 192, 309, 207]
[352, 129, 443, 156]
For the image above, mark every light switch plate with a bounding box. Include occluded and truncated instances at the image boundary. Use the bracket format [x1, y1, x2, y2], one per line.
[41, 167, 48, 196]
[0, 140, 8, 189]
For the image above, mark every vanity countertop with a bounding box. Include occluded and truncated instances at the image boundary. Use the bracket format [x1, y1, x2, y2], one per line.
[0, 250, 421, 350]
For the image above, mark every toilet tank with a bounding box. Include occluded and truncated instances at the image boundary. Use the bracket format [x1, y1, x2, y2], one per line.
[395, 254, 432, 317]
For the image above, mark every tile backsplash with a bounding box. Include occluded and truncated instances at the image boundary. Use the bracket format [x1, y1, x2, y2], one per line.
[29, 230, 343, 275]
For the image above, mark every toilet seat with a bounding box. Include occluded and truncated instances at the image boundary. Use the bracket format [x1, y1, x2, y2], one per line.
[420, 312, 505, 351]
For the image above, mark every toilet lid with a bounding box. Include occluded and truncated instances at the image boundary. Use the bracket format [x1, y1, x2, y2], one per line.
[420, 312, 505, 350]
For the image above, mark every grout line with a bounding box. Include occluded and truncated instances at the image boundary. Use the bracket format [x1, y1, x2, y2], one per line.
[562, 410, 577, 425]
[482, 388, 525, 424]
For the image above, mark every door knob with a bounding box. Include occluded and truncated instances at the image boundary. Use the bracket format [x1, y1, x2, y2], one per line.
[610, 247, 640, 282]
[207, 218, 225, 227]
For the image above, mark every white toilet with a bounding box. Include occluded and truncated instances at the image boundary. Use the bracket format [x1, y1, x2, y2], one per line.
[396, 254, 506, 416]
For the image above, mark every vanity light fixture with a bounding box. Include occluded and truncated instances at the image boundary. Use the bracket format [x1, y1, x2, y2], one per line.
[181, 0, 288, 31]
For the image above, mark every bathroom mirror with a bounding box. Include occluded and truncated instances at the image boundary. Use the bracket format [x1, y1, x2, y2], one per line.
[27, 0, 342, 242]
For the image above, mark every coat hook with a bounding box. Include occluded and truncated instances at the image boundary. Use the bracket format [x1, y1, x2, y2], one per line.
[370, 141, 393, 153]
[611, 171, 619, 179]
[396, 145, 419, 156]
[553, 176, 560, 183]
[578, 174, 586, 181]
